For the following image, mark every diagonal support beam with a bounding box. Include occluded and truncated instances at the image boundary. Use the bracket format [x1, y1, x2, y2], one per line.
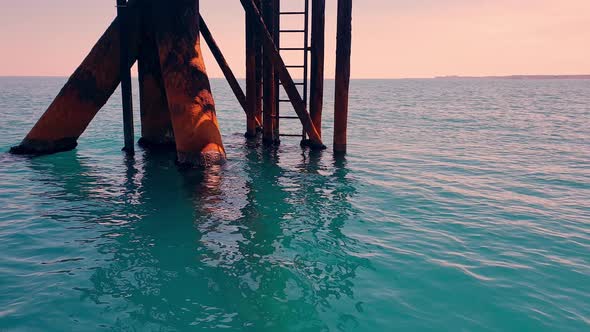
[240, 0, 325, 149]
[199, 14, 261, 128]
[10, 0, 142, 156]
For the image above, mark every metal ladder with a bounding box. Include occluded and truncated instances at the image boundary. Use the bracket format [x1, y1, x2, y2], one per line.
[277, 0, 310, 139]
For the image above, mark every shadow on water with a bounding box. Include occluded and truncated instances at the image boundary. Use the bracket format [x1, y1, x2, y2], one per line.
[19, 144, 369, 331]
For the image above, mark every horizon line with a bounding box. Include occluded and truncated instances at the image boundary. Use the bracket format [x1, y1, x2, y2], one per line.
[2, 74, 590, 80]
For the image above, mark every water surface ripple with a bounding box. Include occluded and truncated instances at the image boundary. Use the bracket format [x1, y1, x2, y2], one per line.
[0, 77, 589, 331]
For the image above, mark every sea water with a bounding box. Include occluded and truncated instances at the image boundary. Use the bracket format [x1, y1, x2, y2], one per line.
[0, 77, 589, 331]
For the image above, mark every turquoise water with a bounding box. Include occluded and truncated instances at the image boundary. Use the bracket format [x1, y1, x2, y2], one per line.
[0, 77, 589, 331]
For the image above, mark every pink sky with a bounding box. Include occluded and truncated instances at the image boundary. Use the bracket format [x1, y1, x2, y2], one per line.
[0, 0, 589, 78]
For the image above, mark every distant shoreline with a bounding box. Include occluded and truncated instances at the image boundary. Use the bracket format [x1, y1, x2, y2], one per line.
[434, 75, 590, 80]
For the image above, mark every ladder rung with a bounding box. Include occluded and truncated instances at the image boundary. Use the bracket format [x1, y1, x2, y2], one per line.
[277, 6, 309, 142]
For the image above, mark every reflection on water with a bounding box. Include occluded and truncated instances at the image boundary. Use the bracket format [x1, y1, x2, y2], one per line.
[15, 144, 365, 331]
[2, 78, 590, 331]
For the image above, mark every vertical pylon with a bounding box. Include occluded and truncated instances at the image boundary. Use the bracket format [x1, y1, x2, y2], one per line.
[262, 0, 278, 144]
[273, 0, 281, 141]
[334, 0, 352, 154]
[151, 0, 225, 166]
[245, 0, 262, 137]
[310, 0, 326, 139]
[137, 1, 174, 148]
[117, 0, 135, 153]
[255, 12, 264, 131]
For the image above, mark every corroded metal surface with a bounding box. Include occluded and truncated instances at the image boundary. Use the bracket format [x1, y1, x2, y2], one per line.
[11, 3, 142, 155]
[240, 0, 325, 149]
[310, 0, 326, 138]
[150, 0, 226, 166]
[138, 1, 175, 148]
[334, 0, 352, 154]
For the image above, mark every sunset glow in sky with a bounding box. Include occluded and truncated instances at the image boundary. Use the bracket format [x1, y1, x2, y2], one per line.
[0, 0, 589, 78]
